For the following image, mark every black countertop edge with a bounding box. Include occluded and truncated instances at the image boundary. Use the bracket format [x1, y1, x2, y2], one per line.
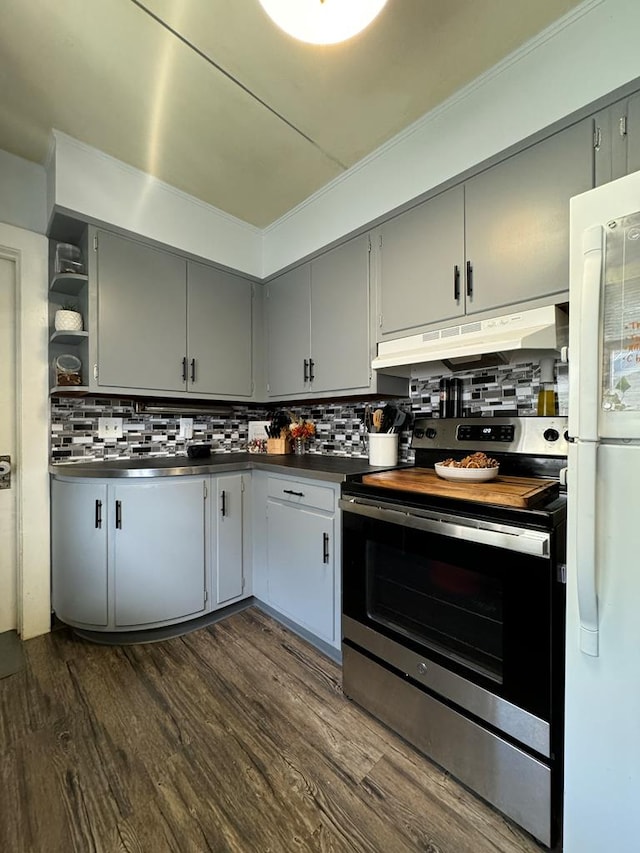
[49, 452, 413, 484]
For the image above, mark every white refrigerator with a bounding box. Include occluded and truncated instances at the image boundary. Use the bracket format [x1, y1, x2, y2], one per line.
[565, 168, 640, 853]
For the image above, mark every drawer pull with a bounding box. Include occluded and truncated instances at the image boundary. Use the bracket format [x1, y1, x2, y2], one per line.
[283, 489, 304, 497]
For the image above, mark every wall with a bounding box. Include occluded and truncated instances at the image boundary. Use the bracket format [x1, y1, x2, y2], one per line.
[0, 149, 47, 234]
[50, 132, 264, 278]
[0, 223, 50, 640]
[263, 0, 640, 275]
[50, 357, 564, 465]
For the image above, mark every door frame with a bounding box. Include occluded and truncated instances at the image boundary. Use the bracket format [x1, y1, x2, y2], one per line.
[0, 223, 50, 639]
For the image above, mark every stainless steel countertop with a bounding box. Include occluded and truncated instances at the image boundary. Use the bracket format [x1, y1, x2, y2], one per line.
[50, 452, 410, 483]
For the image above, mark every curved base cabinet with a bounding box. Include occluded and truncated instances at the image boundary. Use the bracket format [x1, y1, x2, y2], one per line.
[51, 472, 249, 632]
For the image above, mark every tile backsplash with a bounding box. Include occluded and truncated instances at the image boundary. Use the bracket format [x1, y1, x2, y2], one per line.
[50, 357, 567, 465]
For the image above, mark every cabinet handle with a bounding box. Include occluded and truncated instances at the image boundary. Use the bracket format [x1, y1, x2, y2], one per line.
[115, 500, 122, 529]
[95, 499, 102, 529]
[283, 489, 304, 497]
[182, 357, 188, 382]
[466, 260, 473, 298]
[304, 359, 309, 383]
[220, 490, 226, 517]
[190, 358, 196, 383]
[309, 358, 315, 382]
[453, 264, 461, 301]
[323, 532, 329, 564]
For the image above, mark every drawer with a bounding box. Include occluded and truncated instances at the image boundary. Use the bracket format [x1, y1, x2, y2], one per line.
[267, 476, 335, 512]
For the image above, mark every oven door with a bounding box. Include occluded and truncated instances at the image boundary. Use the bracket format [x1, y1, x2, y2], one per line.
[340, 496, 557, 725]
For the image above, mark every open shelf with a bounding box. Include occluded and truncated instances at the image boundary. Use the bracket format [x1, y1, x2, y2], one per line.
[50, 273, 88, 296]
[50, 330, 89, 346]
[50, 386, 91, 396]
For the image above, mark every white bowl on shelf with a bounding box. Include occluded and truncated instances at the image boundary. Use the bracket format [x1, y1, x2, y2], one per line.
[434, 463, 499, 483]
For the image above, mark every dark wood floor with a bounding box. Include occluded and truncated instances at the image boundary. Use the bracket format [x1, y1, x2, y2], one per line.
[0, 608, 546, 853]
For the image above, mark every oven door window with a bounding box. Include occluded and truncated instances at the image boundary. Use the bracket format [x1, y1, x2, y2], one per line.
[367, 540, 504, 682]
[343, 510, 552, 718]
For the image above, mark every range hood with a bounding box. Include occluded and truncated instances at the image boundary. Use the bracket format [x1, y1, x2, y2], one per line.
[372, 306, 568, 372]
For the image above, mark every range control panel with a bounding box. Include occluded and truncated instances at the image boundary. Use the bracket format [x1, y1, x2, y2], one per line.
[456, 423, 515, 443]
[411, 416, 569, 457]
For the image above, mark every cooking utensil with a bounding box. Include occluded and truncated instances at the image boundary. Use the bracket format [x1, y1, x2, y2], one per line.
[381, 404, 396, 433]
[364, 404, 373, 434]
[391, 409, 406, 433]
[372, 409, 383, 432]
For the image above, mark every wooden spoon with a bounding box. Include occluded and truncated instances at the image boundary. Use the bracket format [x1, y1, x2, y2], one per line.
[372, 409, 383, 432]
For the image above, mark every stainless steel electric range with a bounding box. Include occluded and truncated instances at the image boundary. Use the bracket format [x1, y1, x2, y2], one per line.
[340, 416, 568, 848]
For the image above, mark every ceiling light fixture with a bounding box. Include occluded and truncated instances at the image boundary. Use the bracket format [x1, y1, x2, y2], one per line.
[258, 0, 388, 45]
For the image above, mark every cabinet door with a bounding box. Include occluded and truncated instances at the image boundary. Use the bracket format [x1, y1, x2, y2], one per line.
[187, 262, 253, 397]
[627, 91, 640, 177]
[266, 499, 335, 643]
[310, 235, 370, 393]
[51, 479, 108, 627]
[113, 479, 206, 627]
[96, 230, 187, 391]
[266, 265, 311, 397]
[378, 186, 465, 337]
[464, 119, 593, 314]
[594, 93, 640, 187]
[214, 473, 244, 605]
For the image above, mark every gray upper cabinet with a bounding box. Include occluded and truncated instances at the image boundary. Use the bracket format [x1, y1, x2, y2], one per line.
[265, 234, 401, 399]
[378, 186, 465, 337]
[376, 119, 592, 339]
[310, 235, 370, 393]
[464, 118, 593, 315]
[266, 265, 311, 397]
[93, 229, 253, 398]
[96, 230, 187, 391]
[594, 91, 640, 187]
[187, 261, 253, 397]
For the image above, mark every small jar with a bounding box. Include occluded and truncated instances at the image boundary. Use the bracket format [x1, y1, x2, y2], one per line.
[54, 354, 82, 386]
[55, 243, 84, 275]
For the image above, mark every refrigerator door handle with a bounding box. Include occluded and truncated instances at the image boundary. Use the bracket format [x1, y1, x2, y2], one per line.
[577, 226, 603, 441]
[576, 441, 599, 656]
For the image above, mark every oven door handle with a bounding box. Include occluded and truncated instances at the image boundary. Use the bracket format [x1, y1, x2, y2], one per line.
[339, 499, 550, 557]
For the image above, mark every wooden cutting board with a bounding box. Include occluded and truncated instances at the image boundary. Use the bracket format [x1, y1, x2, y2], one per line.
[362, 468, 558, 508]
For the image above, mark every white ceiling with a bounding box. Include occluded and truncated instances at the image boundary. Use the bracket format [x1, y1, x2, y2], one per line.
[0, 0, 583, 227]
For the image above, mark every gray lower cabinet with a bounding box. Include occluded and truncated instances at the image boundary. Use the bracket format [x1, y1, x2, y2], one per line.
[51, 472, 248, 632]
[93, 229, 253, 398]
[51, 478, 109, 627]
[594, 90, 640, 187]
[113, 479, 207, 627]
[376, 119, 593, 339]
[264, 475, 339, 649]
[213, 473, 245, 605]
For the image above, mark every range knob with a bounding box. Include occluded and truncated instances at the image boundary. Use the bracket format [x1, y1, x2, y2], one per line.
[543, 428, 560, 442]
[425, 428, 438, 440]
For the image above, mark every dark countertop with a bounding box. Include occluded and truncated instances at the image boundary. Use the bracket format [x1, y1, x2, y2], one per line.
[50, 452, 411, 484]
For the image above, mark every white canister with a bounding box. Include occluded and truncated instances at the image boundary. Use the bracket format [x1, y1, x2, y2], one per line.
[368, 432, 398, 466]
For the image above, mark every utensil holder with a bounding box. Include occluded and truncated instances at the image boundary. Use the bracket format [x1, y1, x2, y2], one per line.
[267, 438, 290, 455]
[368, 433, 398, 466]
